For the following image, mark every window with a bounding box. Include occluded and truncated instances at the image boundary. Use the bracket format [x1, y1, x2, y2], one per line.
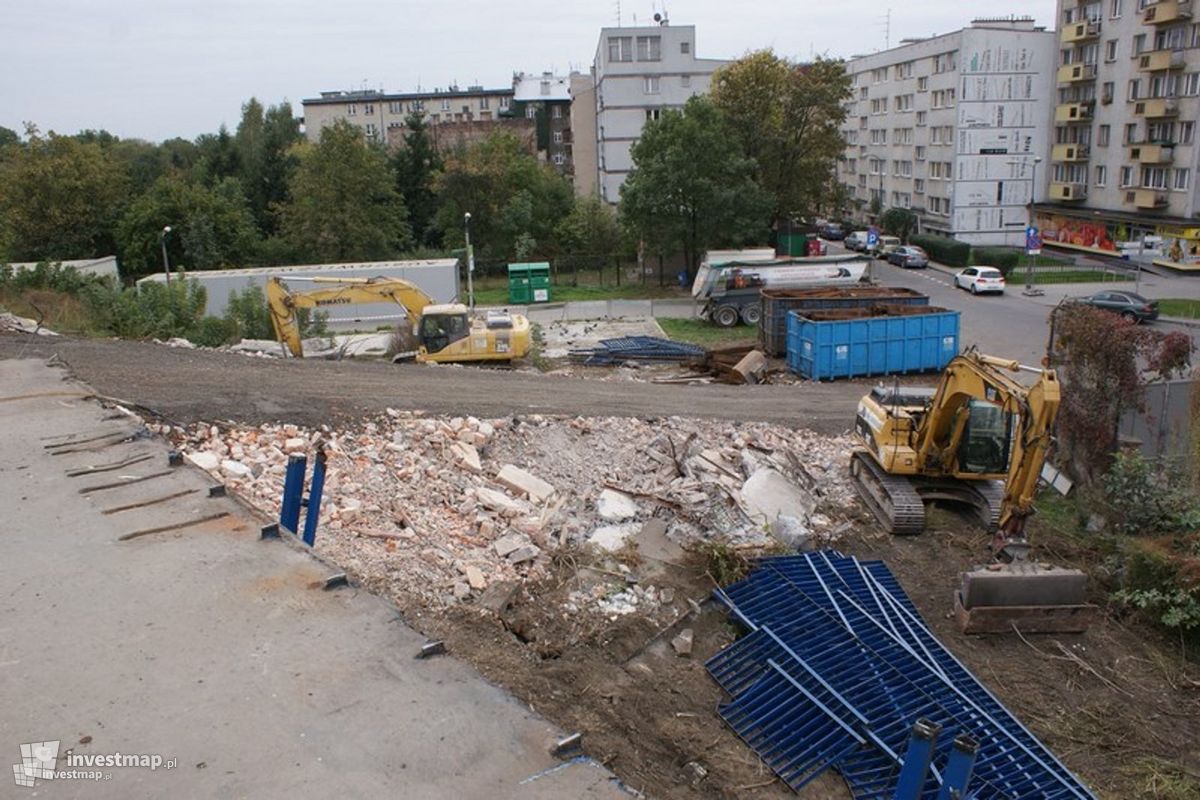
[1184, 73, 1200, 96]
[1132, 33, 1146, 57]
[363, 103, 374, 115]
[915, 145, 926, 161]
[896, 127, 913, 144]
[1128, 78, 1142, 101]
[364, 123, 378, 138]
[499, 96, 510, 109]
[387, 102, 401, 114]
[636, 35, 662, 61]
[1181, 121, 1195, 144]
[552, 153, 566, 166]
[897, 160, 913, 177]
[1110, 0, 1121, 18]
[916, 110, 927, 126]
[645, 108, 661, 121]
[1142, 166, 1169, 189]
[895, 94, 914, 112]
[1125, 122, 1139, 144]
[681, 74, 691, 88]
[441, 98, 450, 111]
[933, 51, 957, 74]
[526, 105, 537, 119]
[608, 36, 632, 62]
[1096, 165, 1108, 186]
[1175, 168, 1191, 190]
[870, 97, 889, 114]
[914, 178, 925, 193]
[1120, 165, 1134, 186]
[552, 105, 562, 119]
[479, 97, 489, 110]
[1105, 39, 1118, 61]
[917, 76, 928, 92]
[1099, 125, 1111, 146]
[643, 76, 660, 94]
[552, 131, 563, 144]
[896, 61, 914, 79]
[1102, 81, 1115, 103]
[347, 104, 358, 116]
[1148, 121, 1175, 142]
[870, 129, 888, 145]
[680, 40, 690, 54]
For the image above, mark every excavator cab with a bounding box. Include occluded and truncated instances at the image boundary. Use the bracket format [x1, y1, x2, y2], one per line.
[955, 400, 1013, 475]
[418, 309, 470, 354]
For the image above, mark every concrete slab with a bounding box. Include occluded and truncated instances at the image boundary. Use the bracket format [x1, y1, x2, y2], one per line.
[0, 359, 626, 799]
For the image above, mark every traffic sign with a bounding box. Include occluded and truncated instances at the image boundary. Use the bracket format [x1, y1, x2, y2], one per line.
[867, 227, 879, 247]
[1025, 226, 1042, 255]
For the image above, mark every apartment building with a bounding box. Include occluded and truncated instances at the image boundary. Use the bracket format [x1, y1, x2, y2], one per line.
[588, 19, 727, 203]
[839, 18, 1057, 246]
[1041, 0, 1200, 266]
[301, 85, 515, 147]
[513, 72, 573, 176]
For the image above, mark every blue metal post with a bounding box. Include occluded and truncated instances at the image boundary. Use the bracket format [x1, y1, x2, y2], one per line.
[280, 454, 307, 535]
[302, 449, 326, 547]
[936, 735, 979, 800]
[893, 719, 940, 800]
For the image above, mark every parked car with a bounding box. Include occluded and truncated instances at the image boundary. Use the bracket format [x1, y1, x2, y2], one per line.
[954, 266, 1006, 294]
[844, 231, 870, 251]
[887, 245, 929, 269]
[1076, 290, 1159, 322]
[819, 223, 846, 241]
[870, 235, 902, 259]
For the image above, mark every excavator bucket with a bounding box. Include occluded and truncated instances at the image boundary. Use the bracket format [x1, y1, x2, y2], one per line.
[954, 562, 1096, 634]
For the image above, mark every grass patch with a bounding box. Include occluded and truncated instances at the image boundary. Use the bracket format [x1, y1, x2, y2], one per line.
[0, 288, 105, 335]
[1023, 269, 1132, 285]
[1125, 756, 1200, 800]
[657, 317, 757, 348]
[473, 283, 683, 306]
[1157, 298, 1200, 318]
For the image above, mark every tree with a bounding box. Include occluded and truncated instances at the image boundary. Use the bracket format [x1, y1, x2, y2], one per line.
[619, 96, 770, 277]
[433, 131, 573, 259]
[1053, 304, 1192, 483]
[193, 126, 242, 186]
[556, 195, 623, 256]
[278, 120, 411, 262]
[391, 113, 443, 247]
[235, 99, 301, 235]
[880, 207, 917, 243]
[711, 51, 852, 224]
[116, 175, 260, 275]
[0, 126, 129, 261]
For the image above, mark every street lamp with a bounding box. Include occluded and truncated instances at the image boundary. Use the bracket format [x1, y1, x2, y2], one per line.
[160, 226, 172, 285]
[463, 212, 475, 311]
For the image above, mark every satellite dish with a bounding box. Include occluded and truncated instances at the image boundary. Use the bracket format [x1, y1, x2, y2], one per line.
[653, 12, 662, 22]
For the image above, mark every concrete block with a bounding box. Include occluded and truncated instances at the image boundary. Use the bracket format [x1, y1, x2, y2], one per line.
[496, 464, 555, 504]
[220, 459, 253, 479]
[597, 488, 638, 521]
[960, 564, 1088, 609]
[465, 566, 487, 591]
[474, 487, 524, 515]
[450, 441, 482, 474]
[741, 468, 814, 530]
[506, 544, 541, 564]
[588, 522, 640, 552]
[186, 451, 220, 472]
[671, 628, 694, 657]
[493, 532, 528, 558]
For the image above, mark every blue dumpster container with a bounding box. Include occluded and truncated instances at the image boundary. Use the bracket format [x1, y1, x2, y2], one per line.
[786, 306, 960, 380]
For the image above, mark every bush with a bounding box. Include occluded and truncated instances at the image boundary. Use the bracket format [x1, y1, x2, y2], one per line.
[223, 285, 275, 340]
[910, 234, 970, 267]
[82, 278, 208, 340]
[1101, 452, 1198, 535]
[971, 247, 1021, 276]
[1115, 534, 1200, 634]
[187, 316, 237, 347]
[0, 261, 109, 295]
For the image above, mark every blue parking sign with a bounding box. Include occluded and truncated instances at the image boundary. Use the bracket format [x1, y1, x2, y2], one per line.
[867, 227, 879, 247]
[1025, 226, 1042, 255]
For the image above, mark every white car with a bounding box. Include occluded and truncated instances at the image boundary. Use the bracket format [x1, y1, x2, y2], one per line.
[955, 266, 1006, 295]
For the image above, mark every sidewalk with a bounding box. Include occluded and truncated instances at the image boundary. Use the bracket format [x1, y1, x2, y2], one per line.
[0, 358, 627, 799]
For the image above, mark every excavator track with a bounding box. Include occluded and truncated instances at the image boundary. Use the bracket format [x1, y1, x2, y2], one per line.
[849, 451, 925, 535]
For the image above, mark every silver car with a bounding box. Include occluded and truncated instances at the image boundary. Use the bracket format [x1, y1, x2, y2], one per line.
[887, 245, 929, 269]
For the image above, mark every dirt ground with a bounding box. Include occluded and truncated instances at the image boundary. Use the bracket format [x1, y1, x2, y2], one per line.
[0, 333, 866, 434]
[5, 333, 1200, 799]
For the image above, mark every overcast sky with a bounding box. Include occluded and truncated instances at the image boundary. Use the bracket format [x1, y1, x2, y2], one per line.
[5, 0, 1056, 143]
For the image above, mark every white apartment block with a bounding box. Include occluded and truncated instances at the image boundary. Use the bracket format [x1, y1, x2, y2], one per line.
[589, 21, 727, 203]
[301, 85, 514, 146]
[839, 17, 1057, 246]
[1041, 0, 1200, 267]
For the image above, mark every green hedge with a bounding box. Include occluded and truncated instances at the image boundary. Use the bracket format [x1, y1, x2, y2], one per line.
[910, 234, 970, 267]
[971, 247, 1021, 276]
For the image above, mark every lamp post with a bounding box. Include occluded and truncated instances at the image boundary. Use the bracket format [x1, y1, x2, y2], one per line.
[463, 212, 475, 311]
[160, 225, 172, 284]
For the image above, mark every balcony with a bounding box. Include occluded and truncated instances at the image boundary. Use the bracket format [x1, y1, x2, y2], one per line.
[1133, 97, 1180, 117]
[1130, 143, 1175, 163]
[1057, 63, 1098, 83]
[1138, 49, 1185, 71]
[1144, 0, 1193, 25]
[1054, 101, 1095, 122]
[1052, 143, 1091, 161]
[1130, 189, 1169, 209]
[1048, 182, 1088, 201]
[1061, 19, 1101, 43]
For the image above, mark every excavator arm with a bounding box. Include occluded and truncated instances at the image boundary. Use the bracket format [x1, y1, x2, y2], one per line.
[266, 276, 433, 358]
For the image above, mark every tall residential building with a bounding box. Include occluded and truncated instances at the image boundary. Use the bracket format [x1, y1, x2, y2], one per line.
[1041, 0, 1200, 266]
[301, 85, 516, 147]
[512, 72, 573, 176]
[589, 20, 727, 203]
[569, 73, 599, 197]
[839, 18, 1057, 247]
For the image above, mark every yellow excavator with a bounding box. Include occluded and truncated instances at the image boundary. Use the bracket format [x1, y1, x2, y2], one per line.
[851, 347, 1092, 632]
[266, 276, 531, 364]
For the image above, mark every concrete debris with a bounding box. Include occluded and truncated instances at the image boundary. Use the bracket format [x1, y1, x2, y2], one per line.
[671, 628, 694, 657]
[0, 312, 59, 336]
[496, 464, 555, 503]
[596, 488, 638, 521]
[157, 408, 857, 613]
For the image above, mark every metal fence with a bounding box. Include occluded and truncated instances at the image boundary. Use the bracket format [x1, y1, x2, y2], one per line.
[1119, 378, 1196, 462]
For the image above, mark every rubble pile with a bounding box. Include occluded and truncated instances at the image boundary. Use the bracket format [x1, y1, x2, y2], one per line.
[156, 410, 858, 612]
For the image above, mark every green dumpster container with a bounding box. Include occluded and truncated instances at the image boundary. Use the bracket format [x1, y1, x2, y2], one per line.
[507, 262, 552, 304]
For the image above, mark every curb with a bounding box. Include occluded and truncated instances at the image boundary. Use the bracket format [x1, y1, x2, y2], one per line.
[1160, 315, 1200, 329]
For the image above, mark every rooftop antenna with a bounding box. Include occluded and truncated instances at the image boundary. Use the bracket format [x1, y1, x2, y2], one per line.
[615, 0, 621, 26]
[881, 8, 892, 50]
